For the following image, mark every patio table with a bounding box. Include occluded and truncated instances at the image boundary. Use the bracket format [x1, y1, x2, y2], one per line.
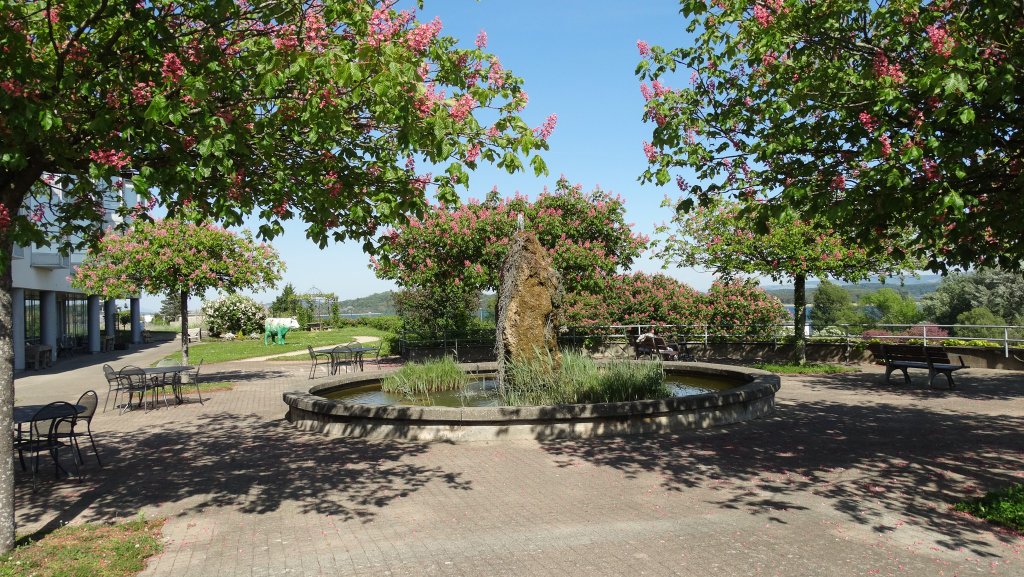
[14, 403, 85, 425]
[142, 366, 194, 404]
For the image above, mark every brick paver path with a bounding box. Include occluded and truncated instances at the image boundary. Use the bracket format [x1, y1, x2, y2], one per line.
[13, 346, 1024, 576]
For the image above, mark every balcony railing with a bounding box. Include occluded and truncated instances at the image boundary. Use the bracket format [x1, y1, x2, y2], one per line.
[30, 250, 70, 269]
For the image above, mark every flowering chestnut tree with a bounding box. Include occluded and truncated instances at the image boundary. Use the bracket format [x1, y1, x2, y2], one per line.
[0, 0, 550, 550]
[563, 272, 702, 328]
[639, 1, 1024, 272]
[73, 218, 283, 365]
[656, 197, 916, 360]
[372, 177, 649, 329]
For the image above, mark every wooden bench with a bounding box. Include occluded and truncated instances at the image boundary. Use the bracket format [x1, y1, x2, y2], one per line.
[880, 344, 968, 389]
[634, 335, 690, 361]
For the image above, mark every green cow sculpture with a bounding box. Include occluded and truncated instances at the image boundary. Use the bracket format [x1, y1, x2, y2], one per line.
[264, 317, 300, 345]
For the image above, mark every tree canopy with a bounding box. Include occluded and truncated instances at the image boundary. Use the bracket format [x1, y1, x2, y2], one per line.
[373, 177, 648, 296]
[654, 196, 915, 359]
[810, 280, 854, 328]
[920, 268, 1024, 325]
[639, 0, 1024, 271]
[1, 0, 551, 255]
[0, 0, 553, 551]
[72, 217, 284, 364]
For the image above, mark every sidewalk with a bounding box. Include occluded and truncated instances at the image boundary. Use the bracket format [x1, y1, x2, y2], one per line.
[12, 356, 1024, 577]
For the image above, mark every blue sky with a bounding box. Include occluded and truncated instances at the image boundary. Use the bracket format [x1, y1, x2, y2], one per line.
[143, 1, 720, 312]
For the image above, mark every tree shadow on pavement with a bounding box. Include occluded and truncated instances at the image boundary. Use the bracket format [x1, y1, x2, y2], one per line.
[540, 396, 1024, 557]
[790, 369, 1024, 401]
[15, 412, 468, 533]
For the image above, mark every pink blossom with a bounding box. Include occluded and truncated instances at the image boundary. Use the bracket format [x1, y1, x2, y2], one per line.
[534, 114, 557, 140]
[449, 93, 476, 122]
[465, 143, 481, 163]
[643, 141, 659, 163]
[161, 53, 184, 83]
[872, 51, 905, 84]
[926, 21, 955, 57]
[406, 17, 442, 52]
[637, 40, 651, 57]
[639, 83, 653, 100]
[879, 134, 892, 157]
[753, 5, 773, 28]
[922, 158, 941, 181]
[475, 29, 488, 49]
[89, 149, 132, 170]
[858, 111, 878, 132]
[487, 58, 505, 88]
[761, 51, 777, 67]
[830, 174, 846, 190]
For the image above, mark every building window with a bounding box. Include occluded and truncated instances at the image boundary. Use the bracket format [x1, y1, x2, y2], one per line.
[62, 296, 89, 338]
[24, 292, 40, 344]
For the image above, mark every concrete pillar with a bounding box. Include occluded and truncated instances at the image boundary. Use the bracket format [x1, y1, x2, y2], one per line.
[40, 290, 57, 363]
[12, 288, 24, 371]
[130, 297, 142, 344]
[88, 296, 100, 353]
[104, 299, 116, 337]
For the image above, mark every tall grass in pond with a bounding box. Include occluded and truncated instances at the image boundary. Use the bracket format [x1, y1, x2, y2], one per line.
[380, 357, 468, 398]
[501, 350, 669, 406]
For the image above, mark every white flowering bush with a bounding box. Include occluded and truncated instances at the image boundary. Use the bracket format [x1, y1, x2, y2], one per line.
[202, 294, 267, 337]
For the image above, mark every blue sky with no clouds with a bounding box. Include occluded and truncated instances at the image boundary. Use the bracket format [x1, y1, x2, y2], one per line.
[142, 0, 716, 311]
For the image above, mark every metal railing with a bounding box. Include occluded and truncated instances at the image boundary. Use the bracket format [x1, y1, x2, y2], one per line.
[399, 323, 1024, 358]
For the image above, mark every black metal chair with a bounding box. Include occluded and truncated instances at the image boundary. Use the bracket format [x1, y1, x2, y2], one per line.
[15, 402, 82, 485]
[308, 346, 332, 379]
[175, 359, 205, 404]
[54, 391, 102, 467]
[330, 345, 355, 375]
[119, 365, 169, 412]
[102, 363, 131, 412]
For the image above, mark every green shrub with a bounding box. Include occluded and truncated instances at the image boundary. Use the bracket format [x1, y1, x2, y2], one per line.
[380, 357, 467, 396]
[359, 315, 404, 333]
[501, 350, 669, 406]
[955, 484, 1024, 532]
[201, 294, 266, 337]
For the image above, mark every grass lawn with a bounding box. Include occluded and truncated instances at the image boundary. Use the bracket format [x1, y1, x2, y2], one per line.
[955, 484, 1024, 532]
[0, 517, 164, 577]
[161, 327, 390, 364]
[195, 381, 234, 393]
[753, 362, 859, 375]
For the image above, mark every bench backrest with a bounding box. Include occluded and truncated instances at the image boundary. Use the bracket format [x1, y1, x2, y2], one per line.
[881, 344, 952, 364]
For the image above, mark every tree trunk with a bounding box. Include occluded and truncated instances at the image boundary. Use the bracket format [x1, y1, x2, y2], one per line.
[0, 242, 15, 553]
[793, 274, 807, 365]
[179, 290, 189, 367]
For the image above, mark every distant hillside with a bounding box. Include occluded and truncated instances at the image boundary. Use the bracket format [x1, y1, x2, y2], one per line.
[338, 290, 498, 319]
[766, 279, 942, 304]
[338, 291, 396, 315]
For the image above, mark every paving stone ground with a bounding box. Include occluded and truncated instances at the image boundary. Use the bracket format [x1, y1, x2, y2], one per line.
[12, 341, 1024, 576]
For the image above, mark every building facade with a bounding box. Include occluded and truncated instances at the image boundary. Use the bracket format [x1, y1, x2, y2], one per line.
[11, 178, 144, 371]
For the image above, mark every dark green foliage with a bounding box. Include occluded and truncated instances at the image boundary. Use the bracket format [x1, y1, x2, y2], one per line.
[955, 484, 1024, 532]
[159, 294, 181, 322]
[380, 358, 468, 396]
[921, 269, 1024, 326]
[501, 351, 669, 406]
[954, 307, 1009, 340]
[270, 283, 298, 316]
[861, 288, 921, 325]
[810, 280, 853, 328]
[336, 291, 398, 315]
[394, 286, 479, 337]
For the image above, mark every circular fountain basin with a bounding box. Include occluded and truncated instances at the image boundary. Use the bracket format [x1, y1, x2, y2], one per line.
[283, 361, 780, 442]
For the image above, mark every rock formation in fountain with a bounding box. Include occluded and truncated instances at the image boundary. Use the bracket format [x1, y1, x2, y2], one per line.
[496, 230, 564, 387]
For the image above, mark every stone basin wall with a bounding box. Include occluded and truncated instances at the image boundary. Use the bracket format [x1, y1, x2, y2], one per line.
[283, 362, 781, 442]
